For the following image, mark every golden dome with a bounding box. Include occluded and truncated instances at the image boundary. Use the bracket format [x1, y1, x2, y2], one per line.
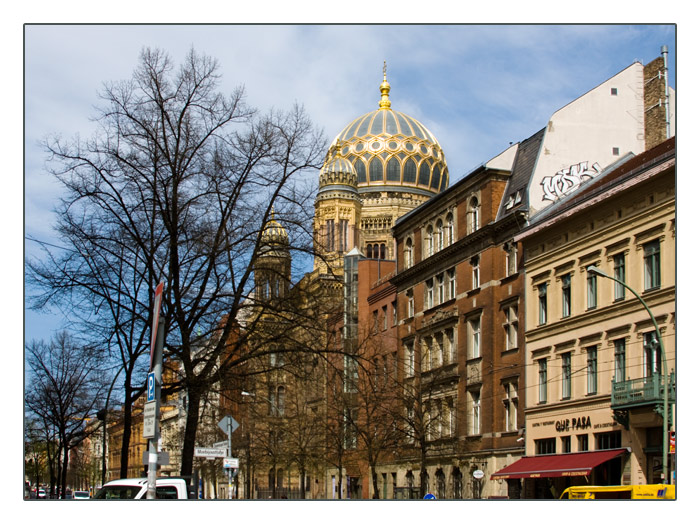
[319, 144, 358, 193]
[327, 64, 449, 197]
[261, 208, 289, 247]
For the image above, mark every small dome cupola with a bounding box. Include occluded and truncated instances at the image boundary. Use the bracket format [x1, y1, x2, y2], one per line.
[318, 142, 359, 195]
[260, 208, 289, 250]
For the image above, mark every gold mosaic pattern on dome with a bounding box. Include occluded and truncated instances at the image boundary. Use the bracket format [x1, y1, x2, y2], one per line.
[328, 68, 449, 194]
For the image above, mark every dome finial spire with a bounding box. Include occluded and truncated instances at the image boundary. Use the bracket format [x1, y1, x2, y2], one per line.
[379, 61, 391, 109]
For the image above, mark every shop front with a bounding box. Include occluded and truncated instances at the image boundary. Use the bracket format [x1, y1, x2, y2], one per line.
[491, 448, 628, 499]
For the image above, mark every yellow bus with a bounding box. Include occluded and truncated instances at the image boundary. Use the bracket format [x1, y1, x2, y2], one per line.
[560, 484, 675, 500]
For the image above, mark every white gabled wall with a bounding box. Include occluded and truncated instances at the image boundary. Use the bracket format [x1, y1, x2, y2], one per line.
[528, 63, 646, 214]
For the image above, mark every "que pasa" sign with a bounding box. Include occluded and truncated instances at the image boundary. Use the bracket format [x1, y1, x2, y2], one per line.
[555, 416, 592, 432]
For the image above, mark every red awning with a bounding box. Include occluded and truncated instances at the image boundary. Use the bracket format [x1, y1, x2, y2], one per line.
[491, 449, 627, 480]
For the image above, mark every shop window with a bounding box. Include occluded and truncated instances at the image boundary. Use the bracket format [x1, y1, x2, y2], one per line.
[535, 438, 556, 455]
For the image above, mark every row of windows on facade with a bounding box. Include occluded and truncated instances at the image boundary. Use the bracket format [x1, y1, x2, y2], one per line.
[535, 430, 622, 455]
[405, 249, 517, 318]
[402, 307, 518, 375]
[341, 383, 517, 448]
[403, 197, 483, 268]
[535, 239, 661, 325]
[535, 332, 662, 404]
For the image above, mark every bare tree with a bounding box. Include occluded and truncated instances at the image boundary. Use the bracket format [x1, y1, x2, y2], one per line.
[27, 47, 325, 479]
[25, 332, 106, 498]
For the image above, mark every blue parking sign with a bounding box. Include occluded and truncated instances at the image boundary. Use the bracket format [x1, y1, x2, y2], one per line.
[147, 372, 155, 402]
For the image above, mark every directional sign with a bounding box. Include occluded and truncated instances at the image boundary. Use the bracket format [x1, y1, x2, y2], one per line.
[194, 447, 227, 459]
[142, 401, 157, 438]
[147, 372, 156, 402]
[223, 457, 239, 469]
[217, 415, 239, 435]
[424, 493, 436, 500]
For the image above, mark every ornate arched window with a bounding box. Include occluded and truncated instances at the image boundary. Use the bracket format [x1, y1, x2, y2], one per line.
[404, 237, 414, 269]
[426, 225, 434, 257]
[468, 197, 480, 233]
[435, 219, 443, 251]
[446, 213, 454, 245]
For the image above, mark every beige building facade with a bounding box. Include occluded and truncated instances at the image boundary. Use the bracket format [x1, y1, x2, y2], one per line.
[507, 138, 676, 498]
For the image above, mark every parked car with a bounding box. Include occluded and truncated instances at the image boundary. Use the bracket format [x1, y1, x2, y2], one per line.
[73, 490, 90, 500]
[37, 488, 46, 499]
[93, 478, 195, 499]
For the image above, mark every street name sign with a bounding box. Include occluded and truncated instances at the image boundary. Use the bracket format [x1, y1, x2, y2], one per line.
[142, 401, 157, 438]
[213, 440, 229, 450]
[194, 447, 228, 458]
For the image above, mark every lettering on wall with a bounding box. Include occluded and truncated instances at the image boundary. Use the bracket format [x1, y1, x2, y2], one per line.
[541, 162, 602, 202]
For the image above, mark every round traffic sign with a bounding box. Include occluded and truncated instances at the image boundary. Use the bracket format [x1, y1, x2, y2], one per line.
[423, 493, 436, 500]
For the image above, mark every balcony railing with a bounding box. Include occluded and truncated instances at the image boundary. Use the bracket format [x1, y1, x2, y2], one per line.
[611, 373, 676, 410]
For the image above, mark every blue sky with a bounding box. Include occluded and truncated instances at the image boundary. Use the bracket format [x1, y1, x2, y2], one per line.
[22, 23, 678, 343]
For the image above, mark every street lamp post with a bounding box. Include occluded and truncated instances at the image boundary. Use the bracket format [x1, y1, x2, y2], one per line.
[586, 266, 670, 484]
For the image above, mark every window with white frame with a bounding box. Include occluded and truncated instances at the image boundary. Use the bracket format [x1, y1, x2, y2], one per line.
[503, 381, 518, 432]
[448, 268, 456, 299]
[613, 252, 626, 300]
[468, 197, 480, 233]
[561, 353, 572, 399]
[426, 225, 434, 258]
[425, 279, 434, 309]
[437, 273, 445, 304]
[435, 219, 444, 251]
[404, 237, 414, 269]
[504, 304, 518, 351]
[644, 239, 661, 290]
[469, 389, 481, 435]
[446, 397, 455, 437]
[407, 289, 414, 318]
[471, 255, 480, 289]
[561, 274, 571, 318]
[467, 316, 481, 359]
[614, 338, 626, 383]
[446, 213, 454, 246]
[445, 328, 455, 363]
[405, 339, 415, 376]
[538, 358, 548, 403]
[587, 271, 597, 310]
[587, 347, 598, 394]
[538, 283, 548, 325]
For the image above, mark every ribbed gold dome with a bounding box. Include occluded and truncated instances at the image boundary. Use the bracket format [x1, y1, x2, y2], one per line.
[319, 145, 358, 194]
[327, 66, 449, 197]
[261, 208, 289, 246]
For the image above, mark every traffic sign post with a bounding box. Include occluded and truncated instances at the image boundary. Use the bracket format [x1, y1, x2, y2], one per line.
[146, 282, 165, 500]
[218, 415, 239, 499]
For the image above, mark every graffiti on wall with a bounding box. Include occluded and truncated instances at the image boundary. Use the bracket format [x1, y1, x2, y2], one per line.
[541, 161, 602, 202]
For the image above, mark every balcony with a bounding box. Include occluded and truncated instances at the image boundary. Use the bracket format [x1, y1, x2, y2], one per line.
[611, 373, 676, 411]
